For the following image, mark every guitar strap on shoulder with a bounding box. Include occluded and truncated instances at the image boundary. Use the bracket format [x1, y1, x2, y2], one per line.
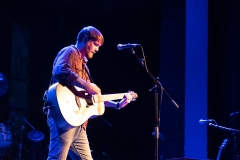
[83, 63, 94, 83]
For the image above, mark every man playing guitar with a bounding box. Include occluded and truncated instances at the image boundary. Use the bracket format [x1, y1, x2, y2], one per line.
[43, 26, 136, 160]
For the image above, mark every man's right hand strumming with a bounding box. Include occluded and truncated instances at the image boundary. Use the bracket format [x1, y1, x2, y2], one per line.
[73, 78, 101, 95]
[86, 83, 101, 95]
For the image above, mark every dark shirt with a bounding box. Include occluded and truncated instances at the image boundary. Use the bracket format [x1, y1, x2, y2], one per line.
[52, 45, 90, 84]
[44, 45, 90, 128]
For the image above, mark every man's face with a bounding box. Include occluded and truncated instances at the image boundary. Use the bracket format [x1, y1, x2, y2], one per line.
[82, 40, 101, 59]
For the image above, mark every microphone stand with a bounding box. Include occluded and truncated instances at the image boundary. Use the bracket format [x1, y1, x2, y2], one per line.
[208, 123, 240, 160]
[129, 48, 179, 160]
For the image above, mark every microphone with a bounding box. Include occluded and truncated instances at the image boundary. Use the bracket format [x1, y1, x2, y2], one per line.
[199, 119, 215, 124]
[117, 43, 140, 50]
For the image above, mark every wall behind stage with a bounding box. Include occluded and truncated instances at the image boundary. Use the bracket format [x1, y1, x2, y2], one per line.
[0, 1, 161, 160]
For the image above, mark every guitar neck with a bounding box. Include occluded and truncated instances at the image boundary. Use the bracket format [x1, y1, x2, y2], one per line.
[93, 93, 126, 102]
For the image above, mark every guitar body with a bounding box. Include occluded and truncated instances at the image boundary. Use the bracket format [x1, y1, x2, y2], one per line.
[47, 83, 105, 130]
[47, 83, 138, 130]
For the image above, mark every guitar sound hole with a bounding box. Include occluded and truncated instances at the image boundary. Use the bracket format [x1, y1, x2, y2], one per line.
[85, 98, 93, 106]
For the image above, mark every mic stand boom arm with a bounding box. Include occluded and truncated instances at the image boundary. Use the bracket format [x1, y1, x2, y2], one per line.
[132, 48, 179, 108]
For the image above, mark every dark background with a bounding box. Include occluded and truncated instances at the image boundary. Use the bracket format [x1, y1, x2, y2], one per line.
[0, 0, 239, 160]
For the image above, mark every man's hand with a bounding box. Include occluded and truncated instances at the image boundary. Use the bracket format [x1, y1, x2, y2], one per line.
[118, 91, 135, 109]
[73, 78, 101, 95]
[86, 83, 101, 95]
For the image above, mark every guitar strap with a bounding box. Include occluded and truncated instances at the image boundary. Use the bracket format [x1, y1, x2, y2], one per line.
[83, 63, 94, 83]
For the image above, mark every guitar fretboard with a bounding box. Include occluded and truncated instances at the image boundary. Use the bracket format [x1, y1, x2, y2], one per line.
[93, 93, 126, 102]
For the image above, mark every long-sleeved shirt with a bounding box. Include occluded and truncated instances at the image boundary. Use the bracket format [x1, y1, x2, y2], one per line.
[44, 45, 90, 129]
